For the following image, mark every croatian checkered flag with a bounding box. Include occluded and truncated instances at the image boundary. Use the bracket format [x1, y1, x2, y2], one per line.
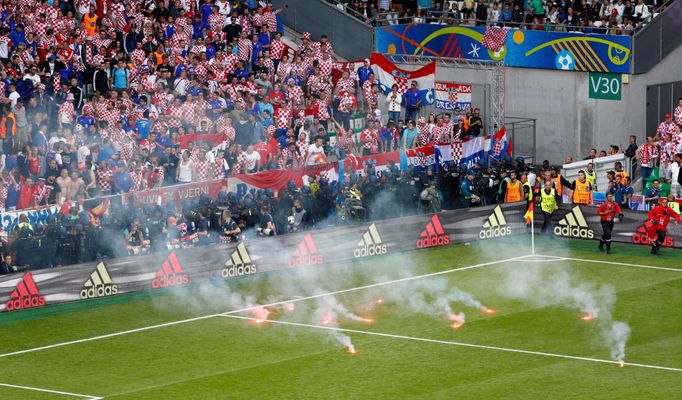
[451, 140, 463, 164]
[493, 139, 504, 156]
[482, 27, 508, 52]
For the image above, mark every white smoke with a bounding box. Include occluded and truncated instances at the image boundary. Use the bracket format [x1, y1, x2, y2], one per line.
[498, 263, 630, 362]
[604, 321, 631, 363]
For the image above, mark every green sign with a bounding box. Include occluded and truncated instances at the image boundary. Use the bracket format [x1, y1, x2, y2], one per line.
[589, 72, 622, 100]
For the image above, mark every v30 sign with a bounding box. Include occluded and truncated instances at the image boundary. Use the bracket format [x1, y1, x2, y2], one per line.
[589, 72, 622, 101]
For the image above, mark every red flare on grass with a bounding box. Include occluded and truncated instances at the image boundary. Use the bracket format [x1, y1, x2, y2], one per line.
[581, 313, 594, 321]
[284, 303, 295, 312]
[348, 345, 357, 355]
[361, 318, 374, 324]
[483, 308, 496, 314]
[376, 299, 384, 305]
[619, 360, 625, 368]
[449, 314, 465, 330]
[251, 306, 270, 324]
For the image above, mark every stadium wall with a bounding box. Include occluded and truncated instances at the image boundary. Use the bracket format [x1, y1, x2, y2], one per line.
[1, 204, 679, 313]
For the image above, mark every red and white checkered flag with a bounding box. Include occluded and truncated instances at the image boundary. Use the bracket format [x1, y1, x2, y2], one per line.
[482, 27, 508, 52]
[493, 139, 504, 156]
[448, 90, 459, 105]
[451, 141, 463, 164]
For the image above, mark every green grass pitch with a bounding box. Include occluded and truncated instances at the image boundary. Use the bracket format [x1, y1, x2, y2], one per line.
[0, 238, 680, 399]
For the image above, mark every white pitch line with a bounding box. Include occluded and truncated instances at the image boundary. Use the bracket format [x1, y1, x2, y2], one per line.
[220, 314, 682, 373]
[220, 255, 528, 317]
[0, 382, 103, 399]
[532, 254, 682, 273]
[0, 256, 525, 359]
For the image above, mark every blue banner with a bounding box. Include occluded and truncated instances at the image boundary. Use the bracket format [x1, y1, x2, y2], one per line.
[376, 25, 631, 74]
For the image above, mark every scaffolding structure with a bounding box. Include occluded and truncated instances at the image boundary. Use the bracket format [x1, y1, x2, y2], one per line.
[382, 54, 506, 136]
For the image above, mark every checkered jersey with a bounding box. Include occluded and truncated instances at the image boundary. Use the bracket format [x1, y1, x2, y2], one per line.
[639, 143, 658, 166]
[418, 124, 432, 146]
[59, 102, 75, 123]
[675, 106, 682, 127]
[337, 133, 354, 151]
[481, 27, 508, 52]
[275, 105, 292, 129]
[361, 129, 379, 153]
[338, 92, 356, 113]
[363, 80, 376, 105]
[287, 85, 304, 107]
[270, 39, 285, 60]
[335, 77, 355, 96]
[96, 168, 113, 194]
[214, 159, 226, 179]
[264, 11, 278, 33]
[234, 152, 246, 174]
[208, 13, 224, 31]
[237, 38, 251, 61]
[432, 124, 450, 145]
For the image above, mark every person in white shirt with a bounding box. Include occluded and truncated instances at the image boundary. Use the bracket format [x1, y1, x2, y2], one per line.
[386, 84, 402, 124]
[667, 154, 682, 198]
[306, 137, 327, 166]
[634, 0, 651, 24]
[243, 145, 261, 173]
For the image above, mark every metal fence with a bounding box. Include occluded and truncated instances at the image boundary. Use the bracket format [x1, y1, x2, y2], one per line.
[272, 0, 373, 61]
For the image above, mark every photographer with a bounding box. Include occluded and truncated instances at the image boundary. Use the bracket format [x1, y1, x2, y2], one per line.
[124, 218, 150, 255]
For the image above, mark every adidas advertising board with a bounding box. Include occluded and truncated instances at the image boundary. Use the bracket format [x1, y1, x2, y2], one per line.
[479, 206, 512, 239]
[151, 252, 190, 288]
[4, 204, 682, 312]
[289, 234, 324, 267]
[354, 224, 388, 258]
[4, 272, 46, 311]
[80, 262, 118, 299]
[554, 206, 594, 239]
[631, 225, 674, 247]
[416, 215, 450, 248]
[222, 243, 258, 277]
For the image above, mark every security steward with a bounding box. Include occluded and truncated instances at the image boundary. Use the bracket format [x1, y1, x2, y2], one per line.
[503, 171, 523, 203]
[539, 181, 560, 234]
[571, 170, 593, 205]
[597, 192, 621, 254]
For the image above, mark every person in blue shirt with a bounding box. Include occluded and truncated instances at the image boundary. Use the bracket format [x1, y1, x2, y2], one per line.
[97, 139, 115, 163]
[192, 15, 209, 40]
[404, 81, 422, 123]
[9, 24, 26, 46]
[112, 164, 133, 194]
[257, 26, 271, 50]
[356, 59, 373, 89]
[76, 111, 96, 131]
[250, 34, 262, 65]
[645, 179, 660, 210]
[135, 114, 151, 140]
[200, 2, 214, 24]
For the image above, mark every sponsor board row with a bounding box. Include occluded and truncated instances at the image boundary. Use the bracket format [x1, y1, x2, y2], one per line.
[2, 205, 678, 312]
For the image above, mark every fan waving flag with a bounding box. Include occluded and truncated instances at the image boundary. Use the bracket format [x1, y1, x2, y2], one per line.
[482, 27, 509, 52]
[491, 126, 512, 158]
[370, 52, 435, 96]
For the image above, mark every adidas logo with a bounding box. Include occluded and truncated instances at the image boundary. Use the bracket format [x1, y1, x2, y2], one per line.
[354, 224, 388, 258]
[222, 243, 258, 278]
[479, 206, 512, 239]
[289, 233, 323, 267]
[554, 206, 594, 239]
[151, 251, 189, 289]
[631, 225, 674, 247]
[416, 214, 450, 248]
[5, 272, 45, 311]
[80, 262, 118, 299]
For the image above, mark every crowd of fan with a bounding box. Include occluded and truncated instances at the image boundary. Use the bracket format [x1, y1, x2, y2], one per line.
[341, 0, 668, 34]
[0, 0, 495, 273]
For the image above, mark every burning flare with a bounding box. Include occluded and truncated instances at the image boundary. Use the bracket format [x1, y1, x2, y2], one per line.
[619, 360, 625, 368]
[449, 312, 466, 330]
[348, 345, 357, 355]
[581, 313, 594, 321]
[483, 308, 496, 314]
[376, 299, 384, 305]
[251, 306, 270, 324]
[361, 317, 374, 324]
